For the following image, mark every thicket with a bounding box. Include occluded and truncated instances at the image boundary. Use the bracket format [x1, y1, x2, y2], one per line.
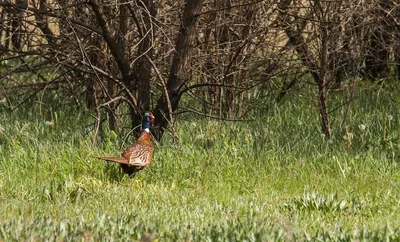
[1, 0, 399, 140]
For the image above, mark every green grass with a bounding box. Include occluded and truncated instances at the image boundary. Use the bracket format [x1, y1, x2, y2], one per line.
[1, 87, 400, 241]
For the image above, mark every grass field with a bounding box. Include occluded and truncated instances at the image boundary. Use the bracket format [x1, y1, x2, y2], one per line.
[1, 87, 400, 241]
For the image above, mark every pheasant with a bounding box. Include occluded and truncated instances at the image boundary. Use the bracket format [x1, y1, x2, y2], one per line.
[97, 112, 155, 176]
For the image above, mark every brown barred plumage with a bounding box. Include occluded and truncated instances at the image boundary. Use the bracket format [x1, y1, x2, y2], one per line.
[96, 113, 154, 176]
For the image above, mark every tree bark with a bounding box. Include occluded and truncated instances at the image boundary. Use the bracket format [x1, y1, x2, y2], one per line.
[87, 0, 137, 110]
[318, 77, 331, 138]
[10, 0, 27, 50]
[397, 48, 400, 82]
[36, 0, 57, 47]
[318, 22, 331, 138]
[279, 0, 331, 137]
[152, 0, 204, 141]
[131, 0, 157, 134]
[0, 9, 6, 49]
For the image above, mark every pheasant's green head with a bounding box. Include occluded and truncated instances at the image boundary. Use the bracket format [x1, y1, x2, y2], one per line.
[142, 112, 155, 132]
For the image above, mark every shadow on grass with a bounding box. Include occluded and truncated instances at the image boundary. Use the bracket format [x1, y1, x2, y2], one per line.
[102, 163, 132, 183]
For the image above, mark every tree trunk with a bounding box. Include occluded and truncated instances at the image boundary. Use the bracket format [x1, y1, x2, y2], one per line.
[279, 0, 331, 137]
[88, 0, 136, 103]
[397, 49, 400, 82]
[318, 79, 330, 138]
[11, 0, 27, 50]
[152, 0, 204, 141]
[107, 76, 116, 131]
[0, 9, 6, 48]
[131, 0, 157, 134]
[318, 23, 331, 138]
[36, 0, 57, 47]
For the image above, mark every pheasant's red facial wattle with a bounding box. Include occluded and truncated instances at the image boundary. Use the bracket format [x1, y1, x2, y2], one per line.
[149, 113, 155, 121]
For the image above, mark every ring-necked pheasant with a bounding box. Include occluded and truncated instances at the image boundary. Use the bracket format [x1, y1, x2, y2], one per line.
[97, 112, 155, 176]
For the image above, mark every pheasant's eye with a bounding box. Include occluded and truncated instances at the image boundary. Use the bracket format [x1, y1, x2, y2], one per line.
[149, 114, 155, 121]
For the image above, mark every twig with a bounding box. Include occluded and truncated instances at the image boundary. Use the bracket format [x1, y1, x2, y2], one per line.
[57, 3, 113, 102]
[11, 71, 70, 111]
[0, 55, 41, 80]
[0, 1, 102, 35]
[341, 80, 357, 128]
[158, 109, 179, 142]
[175, 108, 255, 122]
[4, 79, 66, 91]
[145, 55, 180, 141]
[145, 55, 174, 125]
[328, 96, 358, 115]
[93, 96, 136, 145]
[179, 82, 250, 94]
[122, 124, 141, 149]
[195, 0, 265, 17]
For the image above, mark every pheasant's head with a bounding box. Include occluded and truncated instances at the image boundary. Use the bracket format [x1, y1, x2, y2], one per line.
[142, 112, 155, 132]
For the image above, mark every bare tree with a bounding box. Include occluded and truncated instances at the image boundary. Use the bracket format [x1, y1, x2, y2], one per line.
[152, 0, 204, 140]
[1, 0, 398, 142]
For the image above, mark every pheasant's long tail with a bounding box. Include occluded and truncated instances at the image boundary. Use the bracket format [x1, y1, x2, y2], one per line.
[96, 156, 129, 165]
